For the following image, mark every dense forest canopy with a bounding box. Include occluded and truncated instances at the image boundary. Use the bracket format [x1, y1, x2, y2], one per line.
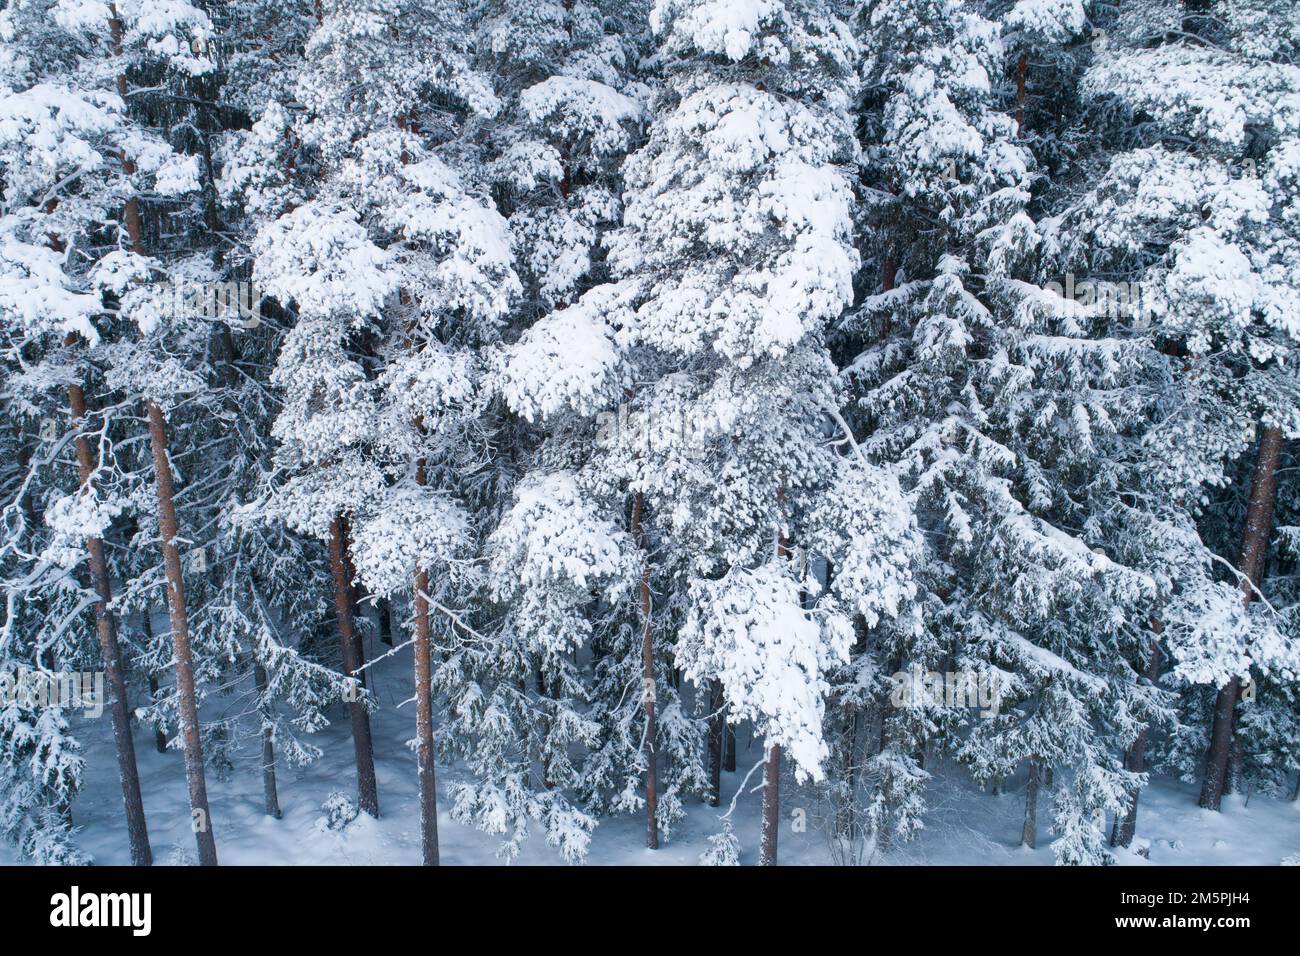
[0, 0, 1297, 866]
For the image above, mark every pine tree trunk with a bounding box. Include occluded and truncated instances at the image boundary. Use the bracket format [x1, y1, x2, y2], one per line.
[631, 491, 658, 849]
[1200, 677, 1240, 812]
[413, 563, 439, 864]
[707, 678, 723, 808]
[252, 658, 281, 819]
[146, 400, 218, 866]
[1200, 425, 1283, 810]
[67, 381, 152, 866]
[1115, 636, 1161, 847]
[1225, 734, 1244, 798]
[378, 598, 394, 647]
[759, 742, 781, 866]
[77, 6, 155, 866]
[329, 516, 380, 818]
[1021, 760, 1039, 849]
[340, 519, 368, 691]
[413, 462, 439, 866]
[1014, 52, 1029, 134]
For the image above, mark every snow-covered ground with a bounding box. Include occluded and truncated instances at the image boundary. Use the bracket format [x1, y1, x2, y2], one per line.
[4, 636, 1297, 866]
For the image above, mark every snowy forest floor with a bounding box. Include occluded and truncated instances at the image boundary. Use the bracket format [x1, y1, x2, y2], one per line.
[4, 634, 1298, 866]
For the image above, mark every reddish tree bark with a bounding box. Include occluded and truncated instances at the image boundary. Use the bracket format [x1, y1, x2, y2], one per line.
[1014, 52, 1029, 135]
[1200, 426, 1283, 810]
[146, 401, 218, 865]
[413, 460, 439, 865]
[67, 381, 152, 866]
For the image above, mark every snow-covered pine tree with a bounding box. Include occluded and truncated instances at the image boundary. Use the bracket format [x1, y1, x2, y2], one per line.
[88, 0, 224, 866]
[584, 0, 870, 863]
[845, 0, 1168, 863]
[443, 0, 649, 863]
[342, 47, 521, 867]
[0, 0, 221, 866]
[249, 0, 415, 822]
[252, 0, 520, 858]
[479, 0, 647, 321]
[210, 0, 361, 827]
[0, 403, 92, 864]
[1066, 0, 1300, 814]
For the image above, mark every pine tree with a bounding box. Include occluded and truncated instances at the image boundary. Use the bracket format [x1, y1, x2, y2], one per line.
[595, 0, 866, 862]
[0, 0, 223, 866]
[1069, 0, 1300, 814]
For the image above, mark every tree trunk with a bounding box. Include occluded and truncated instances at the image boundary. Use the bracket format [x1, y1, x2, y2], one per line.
[413, 461, 439, 866]
[251, 658, 281, 819]
[1014, 52, 1029, 135]
[340, 519, 368, 691]
[67, 381, 152, 866]
[74, 7, 155, 865]
[1225, 734, 1244, 798]
[378, 598, 394, 647]
[145, 400, 218, 866]
[1200, 426, 1283, 810]
[1115, 635, 1161, 847]
[1200, 678, 1240, 812]
[759, 742, 781, 866]
[707, 678, 723, 808]
[1021, 760, 1039, 849]
[630, 491, 657, 849]
[329, 516, 380, 818]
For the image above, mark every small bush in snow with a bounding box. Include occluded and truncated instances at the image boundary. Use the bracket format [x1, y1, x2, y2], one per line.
[318, 792, 359, 832]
